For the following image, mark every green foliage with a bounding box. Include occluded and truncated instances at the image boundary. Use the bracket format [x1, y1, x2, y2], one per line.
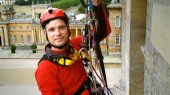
[102, 1, 111, 17]
[15, 0, 111, 16]
[52, 0, 79, 10]
[102, 0, 112, 2]
[31, 43, 37, 53]
[31, 43, 37, 50]
[11, 44, 16, 53]
[11, 44, 16, 50]
[78, 4, 86, 13]
[15, 0, 30, 5]
[52, 0, 111, 16]
[15, 0, 52, 5]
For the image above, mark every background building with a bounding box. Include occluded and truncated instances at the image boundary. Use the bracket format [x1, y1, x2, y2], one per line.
[0, 1, 122, 54]
[0, 0, 15, 5]
[0, 3, 84, 49]
[107, 0, 122, 54]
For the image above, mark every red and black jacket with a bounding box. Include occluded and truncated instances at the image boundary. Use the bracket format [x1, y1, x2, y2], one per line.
[35, 2, 111, 95]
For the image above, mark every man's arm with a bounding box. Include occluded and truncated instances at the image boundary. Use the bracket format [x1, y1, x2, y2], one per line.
[35, 60, 63, 95]
[93, 0, 111, 41]
[70, 1, 111, 46]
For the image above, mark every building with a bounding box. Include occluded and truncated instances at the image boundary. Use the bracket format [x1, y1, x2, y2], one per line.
[0, 0, 15, 5]
[117, 0, 170, 95]
[0, 3, 84, 48]
[0, 0, 123, 55]
[107, 0, 122, 54]
[0, 4, 48, 47]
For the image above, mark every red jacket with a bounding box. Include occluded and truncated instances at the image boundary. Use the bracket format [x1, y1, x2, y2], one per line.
[35, 3, 111, 95]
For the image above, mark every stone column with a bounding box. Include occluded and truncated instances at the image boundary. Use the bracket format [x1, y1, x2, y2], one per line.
[32, 7, 35, 18]
[121, 0, 131, 95]
[34, 29, 37, 42]
[31, 29, 35, 43]
[0, 27, 5, 46]
[39, 29, 41, 43]
[41, 30, 45, 43]
[4, 26, 9, 46]
[75, 28, 78, 37]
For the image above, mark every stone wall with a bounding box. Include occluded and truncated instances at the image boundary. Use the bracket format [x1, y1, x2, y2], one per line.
[144, 0, 170, 95]
[120, 0, 131, 94]
[121, 0, 147, 95]
[129, 0, 147, 95]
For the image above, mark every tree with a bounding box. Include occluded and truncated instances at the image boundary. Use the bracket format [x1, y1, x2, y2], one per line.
[31, 43, 37, 53]
[15, 0, 27, 5]
[11, 44, 16, 53]
[78, 4, 85, 13]
[15, 0, 52, 5]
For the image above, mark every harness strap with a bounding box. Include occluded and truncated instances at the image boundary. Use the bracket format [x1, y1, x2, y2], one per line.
[73, 77, 91, 95]
[41, 44, 92, 66]
[38, 54, 48, 65]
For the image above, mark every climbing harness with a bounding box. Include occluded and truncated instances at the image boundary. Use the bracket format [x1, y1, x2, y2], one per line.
[39, 43, 92, 66]
[38, 0, 113, 94]
[79, 0, 113, 94]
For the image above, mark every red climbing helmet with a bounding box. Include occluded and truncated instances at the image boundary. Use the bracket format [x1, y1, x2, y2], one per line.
[40, 7, 69, 27]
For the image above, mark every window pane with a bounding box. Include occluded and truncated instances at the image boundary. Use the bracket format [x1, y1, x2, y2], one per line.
[27, 35, 31, 43]
[14, 35, 17, 42]
[116, 34, 120, 44]
[115, 16, 121, 27]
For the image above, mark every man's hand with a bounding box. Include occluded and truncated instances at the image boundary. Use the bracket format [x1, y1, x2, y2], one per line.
[92, 0, 99, 6]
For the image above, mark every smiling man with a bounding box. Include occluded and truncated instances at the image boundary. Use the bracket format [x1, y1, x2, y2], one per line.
[35, 0, 111, 95]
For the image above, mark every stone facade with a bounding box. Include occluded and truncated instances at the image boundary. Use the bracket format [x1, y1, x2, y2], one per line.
[0, 4, 84, 47]
[108, 3, 122, 53]
[0, 0, 15, 5]
[121, 0, 170, 95]
[0, 2, 122, 54]
[31, 4, 52, 19]
[144, 0, 170, 95]
[121, 0, 147, 95]
[120, 0, 131, 94]
[0, 4, 15, 21]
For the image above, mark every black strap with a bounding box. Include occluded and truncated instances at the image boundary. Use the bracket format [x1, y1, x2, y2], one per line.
[73, 77, 91, 95]
[38, 51, 70, 65]
[38, 54, 48, 65]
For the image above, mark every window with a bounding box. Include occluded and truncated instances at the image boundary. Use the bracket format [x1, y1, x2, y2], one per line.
[13, 35, 17, 42]
[115, 16, 121, 27]
[21, 35, 24, 43]
[27, 35, 31, 43]
[116, 34, 120, 45]
[13, 26, 15, 30]
[27, 26, 29, 29]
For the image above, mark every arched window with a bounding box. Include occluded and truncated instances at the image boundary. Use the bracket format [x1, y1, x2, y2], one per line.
[115, 16, 121, 27]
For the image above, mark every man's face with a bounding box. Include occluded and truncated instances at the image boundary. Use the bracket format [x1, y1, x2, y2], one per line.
[45, 19, 69, 49]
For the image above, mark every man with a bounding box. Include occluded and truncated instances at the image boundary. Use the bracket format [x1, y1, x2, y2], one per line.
[35, 0, 111, 95]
